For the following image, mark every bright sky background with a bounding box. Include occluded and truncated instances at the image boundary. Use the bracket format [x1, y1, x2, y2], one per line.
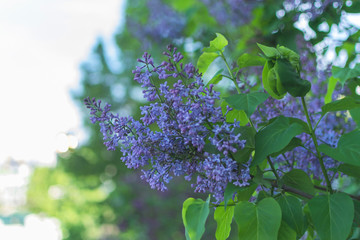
[0, 0, 125, 166]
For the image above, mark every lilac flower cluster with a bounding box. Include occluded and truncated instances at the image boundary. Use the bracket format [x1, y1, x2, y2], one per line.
[127, 0, 185, 49]
[85, 46, 249, 201]
[200, 0, 263, 27]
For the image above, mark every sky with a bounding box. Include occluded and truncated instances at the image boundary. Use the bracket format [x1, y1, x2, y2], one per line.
[0, 0, 125, 166]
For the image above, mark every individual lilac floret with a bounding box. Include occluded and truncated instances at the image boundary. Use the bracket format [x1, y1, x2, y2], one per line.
[85, 46, 248, 202]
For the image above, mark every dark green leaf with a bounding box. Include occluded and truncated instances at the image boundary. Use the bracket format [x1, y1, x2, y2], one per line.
[237, 53, 266, 69]
[282, 169, 315, 196]
[308, 193, 354, 240]
[252, 116, 304, 166]
[350, 107, 360, 128]
[233, 126, 256, 163]
[224, 92, 269, 118]
[276, 58, 311, 97]
[319, 130, 360, 167]
[332, 64, 360, 86]
[278, 221, 297, 240]
[321, 96, 360, 115]
[353, 200, 360, 226]
[224, 183, 257, 208]
[197, 52, 219, 74]
[338, 164, 360, 178]
[270, 137, 302, 157]
[182, 196, 210, 240]
[276, 45, 300, 71]
[214, 205, 234, 240]
[234, 198, 282, 240]
[277, 195, 305, 236]
[203, 33, 228, 53]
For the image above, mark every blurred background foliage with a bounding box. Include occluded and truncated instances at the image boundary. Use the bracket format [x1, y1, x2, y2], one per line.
[26, 0, 360, 239]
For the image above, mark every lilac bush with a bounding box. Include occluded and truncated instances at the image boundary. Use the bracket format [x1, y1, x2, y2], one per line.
[85, 46, 249, 201]
[86, 32, 360, 239]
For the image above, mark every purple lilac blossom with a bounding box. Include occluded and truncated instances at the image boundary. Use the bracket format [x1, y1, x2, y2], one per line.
[85, 46, 248, 202]
[127, 0, 186, 49]
[200, 0, 263, 27]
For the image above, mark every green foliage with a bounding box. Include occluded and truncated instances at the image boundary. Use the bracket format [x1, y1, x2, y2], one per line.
[234, 198, 282, 240]
[252, 116, 304, 166]
[281, 169, 316, 196]
[324, 76, 338, 104]
[214, 204, 235, 240]
[332, 64, 360, 87]
[223, 183, 257, 208]
[182, 196, 211, 240]
[277, 195, 305, 237]
[237, 53, 266, 69]
[221, 101, 249, 126]
[197, 52, 219, 75]
[276, 58, 311, 97]
[321, 97, 360, 115]
[319, 130, 360, 167]
[224, 92, 269, 118]
[203, 33, 228, 53]
[308, 193, 354, 240]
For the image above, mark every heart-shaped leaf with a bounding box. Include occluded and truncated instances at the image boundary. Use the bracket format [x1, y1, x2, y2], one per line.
[308, 193, 354, 240]
[224, 92, 269, 118]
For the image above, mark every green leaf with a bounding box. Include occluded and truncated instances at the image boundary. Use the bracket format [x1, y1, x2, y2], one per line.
[214, 205, 234, 240]
[197, 52, 219, 74]
[338, 163, 360, 178]
[224, 183, 257, 209]
[308, 193, 354, 240]
[237, 53, 266, 69]
[319, 130, 360, 167]
[270, 137, 302, 157]
[234, 198, 282, 240]
[221, 101, 249, 126]
[276, 58, 311, 97]
[182, 196, 210, 240]
[324, 76, 338, 104]
[257, 43, 280, 58]
[278, 221, 297, 240]
[321, 96, 360, 115]
[277, 195, 305, 236]
[350, 107, 360, 128]
[203, 33, 228, 53]
[332, 64, 360, 87]
[252, 116, 304, 166]
[353, 200, 360, 226]
[276, 45, 300, 71]
[224, 92, 269, 118]
[232, 126, 256, 163]
[262, 61, 285, 99]
[207, 69, 224, 86]
[282, 169, 316, 196]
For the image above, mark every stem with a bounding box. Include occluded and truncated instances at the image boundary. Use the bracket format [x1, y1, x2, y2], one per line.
[313, 113, 326, 131]
[267, 156, 280, 181]
[220, 52, 241, 94]
[301, 97, 333, 193]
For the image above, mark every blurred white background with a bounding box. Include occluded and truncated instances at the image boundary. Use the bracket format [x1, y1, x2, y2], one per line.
[0, 0, 125, 238]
